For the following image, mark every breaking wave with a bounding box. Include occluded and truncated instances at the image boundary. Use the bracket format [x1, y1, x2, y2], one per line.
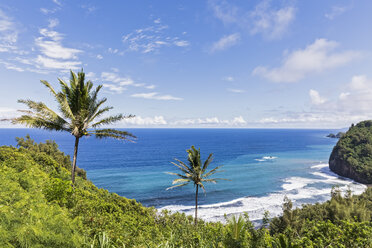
[159, 163, 367, 223]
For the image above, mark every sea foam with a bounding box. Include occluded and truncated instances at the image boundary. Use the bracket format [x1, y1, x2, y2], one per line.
[159, 163, 367, 223]
[254, 156, 278, 162]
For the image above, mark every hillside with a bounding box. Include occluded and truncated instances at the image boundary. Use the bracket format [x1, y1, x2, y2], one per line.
[329, 121, 372, 184]
[0, 136, 371, 247]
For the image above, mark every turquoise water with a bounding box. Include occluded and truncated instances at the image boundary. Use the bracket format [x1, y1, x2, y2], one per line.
[0, 128, 366, 222]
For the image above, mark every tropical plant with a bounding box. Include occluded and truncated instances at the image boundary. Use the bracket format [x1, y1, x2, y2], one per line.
[10, 70, 135, 184]
[271, 234, 300, 248]
[228, 215, 245, 240]
[166, 145, 227, 225]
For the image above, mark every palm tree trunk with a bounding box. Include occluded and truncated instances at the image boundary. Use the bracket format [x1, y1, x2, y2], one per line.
[195, 185, 199, 225]
[71, 136, 80, 185]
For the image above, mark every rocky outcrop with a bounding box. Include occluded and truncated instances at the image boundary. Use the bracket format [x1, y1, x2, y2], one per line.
[327, 132, 345, 139]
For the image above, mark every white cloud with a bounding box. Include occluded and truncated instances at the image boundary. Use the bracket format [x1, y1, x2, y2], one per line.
[102, 83, 126, 94]
[253, 39, 361, 83]
[336, 75, 372, 114]
[309, 89, 327, 105]
[52, 0, 62, 7]
[40, 1, 61, 15]
[0, 60, 24, 72]
[108, 48, 118, 54]
[36, 28, 82, 60]
[40, 8, 53, 14]
[131, 92, 183, 101]
[227, 88, 245, 93]
[154, 18, 161, 24]
[231, 116, 246, 125]
[325, 6, 349, 20]
[0, 107, 18, 120]
[2, 22, 85, 71]
[122, 20, 189, 53]
[250, 1, 295, 39]
[101, 72, 133, 86]
[0, 9, 18, 53]
[101, 71, 157, 94]
[35, 55, 81, 70]
[174, 40, 190, 47]
[210, 33, 240, 52]
[172, 116, 246, 126]
[257, 112, 368, 127]
[48, 18, 59, 28]
[259, 75, 372, 128]
[121, 116, 167, 126]
[101, 72, 133, 93]
[209, 0, 295, 39]
[208, 0, 239, 25]
[96, 54, 103, 59]
[85, 72, 96, 78]
[0, 10, 13, 31]
[81, 5, 97, 14]
[223, 76, 234, 82]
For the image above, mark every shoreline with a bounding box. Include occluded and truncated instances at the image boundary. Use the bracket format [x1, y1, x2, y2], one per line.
[159, 163, 367, 223]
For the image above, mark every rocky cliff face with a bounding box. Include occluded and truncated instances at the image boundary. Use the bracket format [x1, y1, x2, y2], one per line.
[329, 148, 371, 184]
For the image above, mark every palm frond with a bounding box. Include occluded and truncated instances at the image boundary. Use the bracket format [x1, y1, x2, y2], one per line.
[166, 182, 189, 190]
[165, 172, 190, 179]
[202, 153, 213, 172]
[40, 80, 57, 96]
[55, 93, 75, 121]
[171, 161, 193, 175]
[172, 178, 190, 185]
[203, 165, 224, 178]
[12, 115, 69, 131]
[203, 178, 230, 182]
[91, 114, 133, 128]
[167, 168, 190, 178]
[173, 159, 193, 174]
[89, 84, 103, 106]
[198, 183, 206, 193]
[17, 99, 62, 120]
[88, 104, 111, 120]
[91, 129, 136, 141]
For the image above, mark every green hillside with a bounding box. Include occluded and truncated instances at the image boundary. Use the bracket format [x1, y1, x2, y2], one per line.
[0, 136, 371, 247]
[330, 120, 372, 184]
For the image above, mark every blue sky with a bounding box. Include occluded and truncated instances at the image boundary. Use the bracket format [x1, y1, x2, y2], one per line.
[1, 0, 372, 128]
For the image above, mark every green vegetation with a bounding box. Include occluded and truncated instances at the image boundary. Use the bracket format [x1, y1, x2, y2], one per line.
[166, 146, 227, 225]
[10, 70, 135, 184]
[1, 136, 371, 247]
[329, 120, 372, 183]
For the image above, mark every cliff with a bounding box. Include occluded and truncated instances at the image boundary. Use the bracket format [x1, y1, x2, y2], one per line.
[329, 121, 372, 184]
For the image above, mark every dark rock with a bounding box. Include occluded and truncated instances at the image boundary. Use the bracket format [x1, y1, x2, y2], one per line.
[329, 148, 370, 184]
[327, 132, 345, 139]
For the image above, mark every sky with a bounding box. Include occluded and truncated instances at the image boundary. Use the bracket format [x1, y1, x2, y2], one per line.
[1, 0, 372, 128]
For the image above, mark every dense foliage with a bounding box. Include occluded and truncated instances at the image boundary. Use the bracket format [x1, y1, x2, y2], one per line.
[0, 136, 371, 247]
[330, 120, 372, 183]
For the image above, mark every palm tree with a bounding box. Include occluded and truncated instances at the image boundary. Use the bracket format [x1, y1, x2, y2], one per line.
[166, 146, 226, 225]
[11, 70, 135, 185]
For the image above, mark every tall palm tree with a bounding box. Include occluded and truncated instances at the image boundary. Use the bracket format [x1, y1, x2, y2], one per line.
[11, 70, 136, 185]
[166, 146, 226, 225]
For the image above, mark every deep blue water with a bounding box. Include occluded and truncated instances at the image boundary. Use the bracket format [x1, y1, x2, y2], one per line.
[0, 128, 366, 221]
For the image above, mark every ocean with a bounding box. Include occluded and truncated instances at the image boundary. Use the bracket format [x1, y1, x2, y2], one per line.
[0, 128, 367, 222]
